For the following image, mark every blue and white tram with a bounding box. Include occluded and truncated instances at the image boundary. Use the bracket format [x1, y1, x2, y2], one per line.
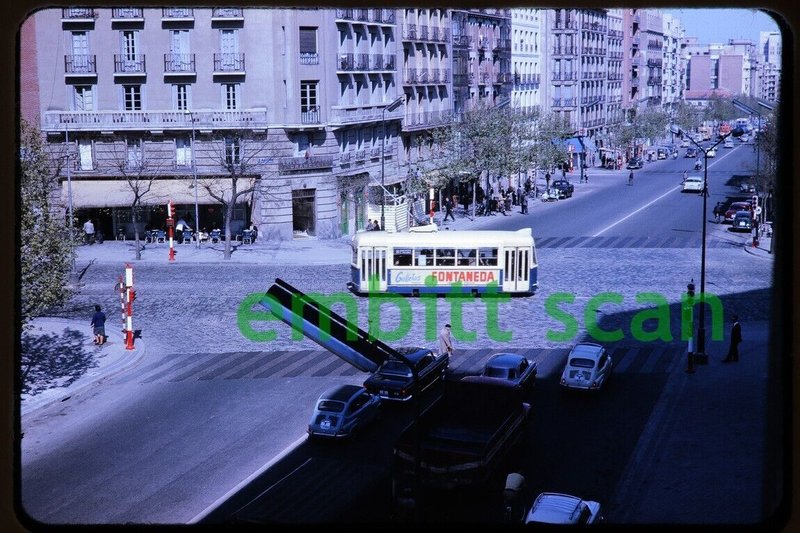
[349, 227, 538, 296]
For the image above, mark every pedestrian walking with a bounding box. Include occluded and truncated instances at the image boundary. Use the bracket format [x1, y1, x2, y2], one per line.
[443, 196, 455, 222]
[83, 218, 95, 245]
[713, 202, 723, 222]
[520, 193, 528, 214]
[628, 170, 634, 186]
[175, 217, 189, 242]
[90, 304, 106, 345]
[438, 323, 454, 357]
[722, 315, 742, 362]
[545, 172, 551, 192]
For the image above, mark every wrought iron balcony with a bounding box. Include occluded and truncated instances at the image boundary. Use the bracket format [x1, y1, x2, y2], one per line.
[213, 53, 245, 73]
[452, 35, 471, 48]
[355, 9, 369, 22]
[552, 71, 577, 81]
[300, 52, 319, 65]
[403, 23, 417, 40]
[162, 8, 193, 19]
[111, 8, 143, 20]
[419, 24, 429, 41]
[336, 8, 354, 20]
[61, 8, 96, 20]
[553, 46, 576, 55]
[65, 54, 96, 75]
[114, 54, 146, 74]
[212, 8, 243, 20]
[164, 53, 195, 74]
[338, 53, 354, 71]
[278, 155, 334, 172]
[355, 53, 370, 70]
[553, 20, 579, 31]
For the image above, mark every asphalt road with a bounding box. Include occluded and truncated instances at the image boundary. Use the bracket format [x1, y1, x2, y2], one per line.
[19, 141, 772, 525]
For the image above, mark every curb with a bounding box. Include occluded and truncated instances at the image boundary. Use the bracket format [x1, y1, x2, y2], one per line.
[21, 337, 147, 416]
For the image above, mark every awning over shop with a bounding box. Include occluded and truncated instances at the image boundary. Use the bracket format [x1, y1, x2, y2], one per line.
[62, 177, 255, 208]
[564, 138, 584, 153]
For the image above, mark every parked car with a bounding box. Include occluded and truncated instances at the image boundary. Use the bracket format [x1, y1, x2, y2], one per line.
[739, 182, 756, 193]
[724, 139, 734, 148]
[739, 134, 750, 143]
[682, 176, 704, 193]
[680, 139, 690, 148]
[706, 147, 716, 158]
[551, 179, 574, 199]
[307, 384, 381, 439]
[473, 353, 538, 391]
[626, 157, 643, 169]
[730, 211, 753, 232]
[657, 148, 668, 160]
[685, 147, 698, 158]
[525, 492, 603, 525]
[724, 201, 754, 223]
[363, 347, 448, 402]
[559, 342, 612, 391]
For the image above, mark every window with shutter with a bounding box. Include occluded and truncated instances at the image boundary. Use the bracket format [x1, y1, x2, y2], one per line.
[299, 27, 317, 54]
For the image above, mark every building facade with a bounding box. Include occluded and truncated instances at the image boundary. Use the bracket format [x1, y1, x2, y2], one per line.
[510, 8, 543, 115]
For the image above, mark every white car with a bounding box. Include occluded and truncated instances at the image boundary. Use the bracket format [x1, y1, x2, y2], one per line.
[706, 147, 716, 158]
[680, 139, 690, 148]
[724, 139, 734, 148]
[525, 492, 603, 524]
[682, 176, 704, 193]
[559, 342, 612, 391]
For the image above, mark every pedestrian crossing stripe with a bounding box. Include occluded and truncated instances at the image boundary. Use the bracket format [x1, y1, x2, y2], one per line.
[118, 345, 686, 384]
[535, 236, 743, 249]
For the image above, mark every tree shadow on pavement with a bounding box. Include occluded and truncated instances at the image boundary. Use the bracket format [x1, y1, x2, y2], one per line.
[20, 328, 99, 396]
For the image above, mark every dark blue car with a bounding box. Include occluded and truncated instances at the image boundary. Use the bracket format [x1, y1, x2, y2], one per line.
[307, 384, 381, 440]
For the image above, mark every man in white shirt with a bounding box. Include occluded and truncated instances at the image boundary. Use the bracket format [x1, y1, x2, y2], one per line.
[438, 324, 454, 357]
[83, 219, 95, 245]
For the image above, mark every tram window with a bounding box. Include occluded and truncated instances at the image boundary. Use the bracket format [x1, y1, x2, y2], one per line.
[414, 248, 434, 266]
[479, 247, 498, 266]
[435, 248, 455, 266]
[457, 249, 477, 266]
[394, 248, 413, 266]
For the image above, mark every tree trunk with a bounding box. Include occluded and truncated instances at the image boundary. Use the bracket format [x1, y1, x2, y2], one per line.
[223, 200, 233, 260]
[132, 208, 142, 260]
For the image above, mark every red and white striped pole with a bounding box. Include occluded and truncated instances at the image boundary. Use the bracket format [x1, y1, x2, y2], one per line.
[124, 263, 136, 350]
[167, 200, 175, 261]
[118, 275, 125, 338]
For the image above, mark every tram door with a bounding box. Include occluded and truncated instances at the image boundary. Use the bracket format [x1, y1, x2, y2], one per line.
[502, 247, 530, 293]
[360, 247, 387, 292]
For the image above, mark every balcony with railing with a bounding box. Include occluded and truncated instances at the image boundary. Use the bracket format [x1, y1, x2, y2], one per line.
[114, 54, 146, 75]
[647, 59, 663, 68]
[162, 8, 193, 20]
[494, 38, 511, 51]
[553, 19, 579, 31]
[552, 71, 577, 82]
[553, 45, 576, 56]
[419, 24, 429, 41]
[111, 8, 143, 21]
[65, 55, 96, 75]
[403, 23, 417, 40]
[355, 9, 369, 22]
[213, 53, 245, 73]
[164, 53, 195, 75]
[452, 35, 472, 48]
[61, 8, 96, 21]
[328, 104, 403, 127]
[479, 71, 491, 84]
[371, 9, 396, 24]
[495, 72, 512, 84]
[42, 109, 270, 134]
[647, 76, 662, 86]
[300, 106, 321, 124]
[402, 109, 451, 131]
[279, 154, 334, 173]
[453, 73, 469, 85]
[212, 8, 244, 20]
[336, 8, 354, 21]
[355, 53, 370, 70]
[300, 52, 319, 65]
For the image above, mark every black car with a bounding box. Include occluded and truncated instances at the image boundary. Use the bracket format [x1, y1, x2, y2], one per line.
[363, 347, 449, 401]
[626, 157, 643, 170]
[551, 179, 574, 199]
[685, 147, 698, 158]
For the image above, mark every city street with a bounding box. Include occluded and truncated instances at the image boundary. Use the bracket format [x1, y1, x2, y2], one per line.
[19, 144, 776, 525]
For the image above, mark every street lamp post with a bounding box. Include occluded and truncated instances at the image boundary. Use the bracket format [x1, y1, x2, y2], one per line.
[675, 126, 744, 365]
[186, 111, 201, 248]
[380, 96, 405, 231]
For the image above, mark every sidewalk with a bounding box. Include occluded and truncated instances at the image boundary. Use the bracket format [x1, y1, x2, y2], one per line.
[20, 318, 145, 416]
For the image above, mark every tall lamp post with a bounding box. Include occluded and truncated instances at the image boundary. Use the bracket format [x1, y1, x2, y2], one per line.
[185, 110, 201, 248]
[674, 125, 745, 365]
[380, 96, 404, 231]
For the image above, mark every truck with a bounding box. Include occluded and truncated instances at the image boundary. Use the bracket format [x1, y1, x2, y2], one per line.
[391, 377, 531, 509]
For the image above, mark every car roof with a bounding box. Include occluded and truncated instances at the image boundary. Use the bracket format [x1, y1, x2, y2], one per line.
[569, 343, 604, 359]
[734, 211, 751, 218]
[730, 202, 751, 207]
[486, 353, 526, 368]
[686, 176, 703, 181]
[320, 384, 364, 401]
[528, 493, 586, 524]
[391, 347, 432, 362]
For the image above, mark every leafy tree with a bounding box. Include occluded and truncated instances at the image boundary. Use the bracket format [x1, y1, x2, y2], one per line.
[529, 112, 574, 173]
[703, 94, 738, 123]
[20, 120, 75, 329]
[671, 101, 702, 131]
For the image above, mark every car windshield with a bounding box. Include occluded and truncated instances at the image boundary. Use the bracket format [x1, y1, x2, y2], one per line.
[380, 360, 412, 376]
[569, 357, 596, 368]
[317, 400, 345, 413]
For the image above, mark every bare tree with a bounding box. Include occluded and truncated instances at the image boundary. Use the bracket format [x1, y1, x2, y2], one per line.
[203, 130, 272, 259]
[107, 137, 170, 260]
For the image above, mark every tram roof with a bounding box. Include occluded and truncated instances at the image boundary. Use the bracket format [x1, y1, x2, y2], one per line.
[351, 227, 533, 247]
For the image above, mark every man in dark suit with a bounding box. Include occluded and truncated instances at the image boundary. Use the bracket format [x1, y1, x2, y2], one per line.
[723, 315, 742, 362]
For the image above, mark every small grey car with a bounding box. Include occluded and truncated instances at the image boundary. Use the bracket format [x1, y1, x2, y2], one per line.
[308, 384, 381, 439]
